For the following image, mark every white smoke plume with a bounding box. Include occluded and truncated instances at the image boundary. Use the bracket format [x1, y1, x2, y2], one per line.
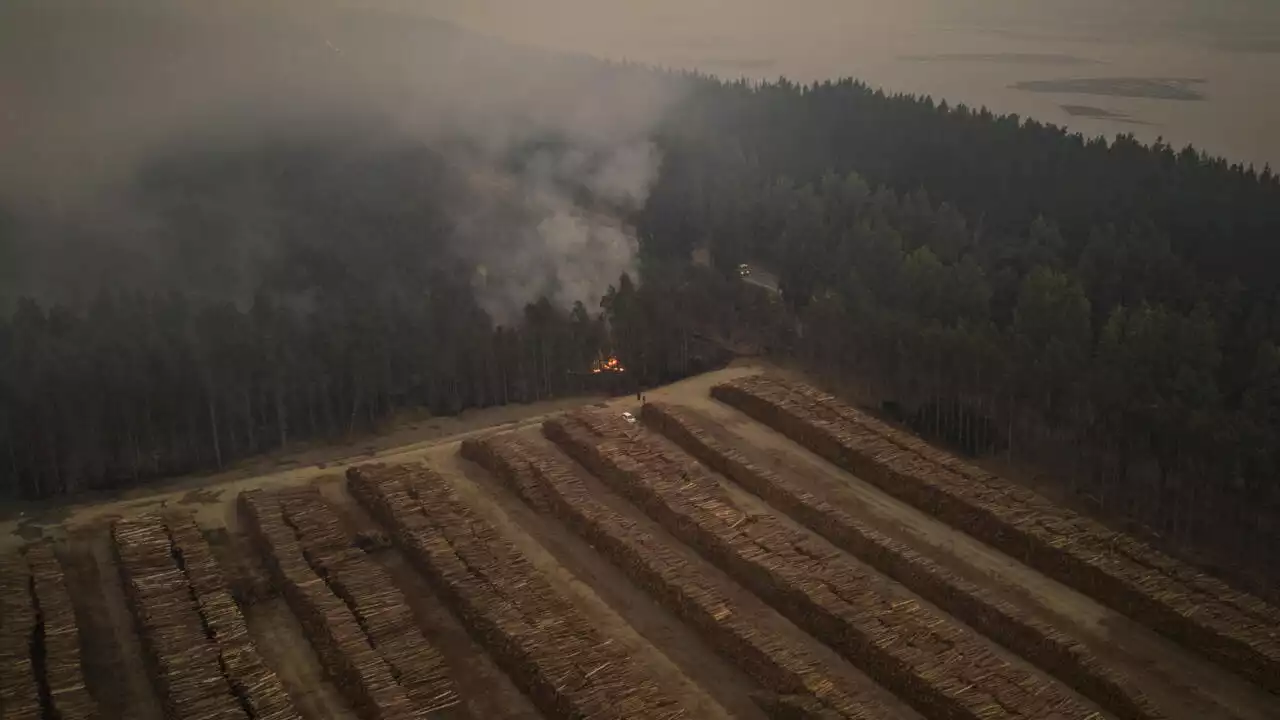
[454, 139, 661, 323]
[0, 0, 685, 312]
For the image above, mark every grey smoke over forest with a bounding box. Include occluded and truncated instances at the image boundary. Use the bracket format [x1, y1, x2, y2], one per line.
[0, 0, 683, 320]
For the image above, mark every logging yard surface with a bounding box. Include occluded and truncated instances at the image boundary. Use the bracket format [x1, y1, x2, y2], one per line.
[3, 365, 1278, 720]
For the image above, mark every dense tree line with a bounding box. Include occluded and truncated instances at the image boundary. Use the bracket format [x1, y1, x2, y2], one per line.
[0, 139, 733, 497]
[3, 64, 1279, 589]
[666, 77, 1280, 288]
[639, 77, 1280, 586]
[0, 256, 732, 497]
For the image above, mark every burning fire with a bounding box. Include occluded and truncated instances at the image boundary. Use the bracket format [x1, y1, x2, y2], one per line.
[591, 355, 626, 374]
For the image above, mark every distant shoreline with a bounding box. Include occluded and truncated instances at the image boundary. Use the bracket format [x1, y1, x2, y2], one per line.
[1012, 77, 1207, 101]
[1060, 104, 1153, 125]
[901, 52, 1101, 66]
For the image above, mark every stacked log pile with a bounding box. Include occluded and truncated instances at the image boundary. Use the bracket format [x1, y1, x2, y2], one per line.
[113, 513, 304, 720]
[240, 487, 460, 720]
[545, 410, 1105, 720]
[346, 462, 688, 720]
[165, 515, 302, 720]
[713, 375, 1280, 694]
[461, 435, 902, 720]
[242, 489, 411, 719]
[281, 492, 458, 716]
[0, 554, 42, 720]
[642, 401, 1161, 720]
[114, 515, 246, 720]
[25, 542, 98, 720]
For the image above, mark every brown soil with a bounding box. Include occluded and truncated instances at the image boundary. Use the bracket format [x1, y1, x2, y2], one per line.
[246, 598, 358, 720]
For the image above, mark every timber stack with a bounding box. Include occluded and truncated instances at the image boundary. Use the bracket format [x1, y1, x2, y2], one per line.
[347, 462, 688, 720]
[712, 375, 1280, 694]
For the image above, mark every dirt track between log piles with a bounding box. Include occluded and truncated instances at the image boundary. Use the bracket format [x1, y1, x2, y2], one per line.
[0, 365, 1275, 720]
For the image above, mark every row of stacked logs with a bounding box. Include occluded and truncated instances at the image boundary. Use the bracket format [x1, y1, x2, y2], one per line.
[461, 434, 901, 720]
[26, 543, 98, 720]
[546, 410, 1106, 720]
[239, 487, 460, 719]
[0, 553, 40, 720]
[346, 462, 688, 720]
[0, 545, 97, 720]
[113, 513, 300, 720]
[164, 515, 303, 720]
[712, 375, 1280, 694]
[642, 401, 1161, 720]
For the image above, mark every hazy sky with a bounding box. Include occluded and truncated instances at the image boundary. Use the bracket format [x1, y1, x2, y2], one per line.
[421, 0, 1280, 167]
[2, 0, 1278, 213]
[2, 0, 1276, 307]
[4, 0, 1278, 196]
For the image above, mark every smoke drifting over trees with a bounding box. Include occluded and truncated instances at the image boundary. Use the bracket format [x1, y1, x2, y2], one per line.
[449, 139, 661, 322]
[0, 0, 681, 313]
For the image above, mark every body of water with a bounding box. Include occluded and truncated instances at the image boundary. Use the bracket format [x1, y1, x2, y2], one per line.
[424, 0, 1280, 168]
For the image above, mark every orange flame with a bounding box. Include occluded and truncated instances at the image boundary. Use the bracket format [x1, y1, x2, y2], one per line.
[591, 355, 626, 374]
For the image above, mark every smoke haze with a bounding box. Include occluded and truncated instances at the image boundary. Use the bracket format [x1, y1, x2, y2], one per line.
[0, 0, 682, 318]
[429, 0, 1280, 168]
[6, 0, 1279, 314]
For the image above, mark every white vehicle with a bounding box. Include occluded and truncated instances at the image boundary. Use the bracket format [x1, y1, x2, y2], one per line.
[738, 263, 751, 278]
[621, 411, 637, 424]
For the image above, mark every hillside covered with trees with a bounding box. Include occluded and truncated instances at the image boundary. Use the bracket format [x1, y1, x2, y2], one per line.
[643, 75, 1280, 588]
[3, 57, 1280, 590]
